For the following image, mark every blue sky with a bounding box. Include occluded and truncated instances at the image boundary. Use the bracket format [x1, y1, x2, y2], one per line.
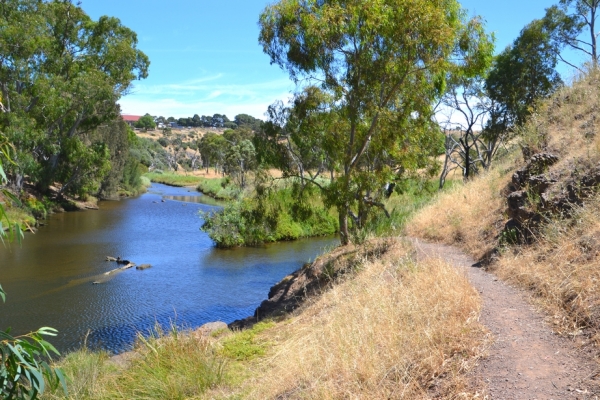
[81, 0, 576, 120]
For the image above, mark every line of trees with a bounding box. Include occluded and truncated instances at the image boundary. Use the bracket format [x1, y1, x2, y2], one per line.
[153, 113, 263, 131]
[438, 0, 600, 188]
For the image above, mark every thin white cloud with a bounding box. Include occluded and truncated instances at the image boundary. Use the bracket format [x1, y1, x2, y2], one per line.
[118, 90, 292, 120]
[120, 74, 295, 119]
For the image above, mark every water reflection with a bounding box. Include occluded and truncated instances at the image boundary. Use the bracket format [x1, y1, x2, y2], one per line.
[0, 184, 337, 353]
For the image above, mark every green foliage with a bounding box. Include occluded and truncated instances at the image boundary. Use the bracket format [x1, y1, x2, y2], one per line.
[134, 114, 156, 131]
[0, 326, 67, 399]
[258, 0, 493, 244]
[129, 137, 169, 171]
[201, 183, 338, 248]
[0, 0, 149, 198]
[196, 177, 241, 200]
[546, 0, 600, 66]
[219, 321, 275, 361]
[486, 17, 563, 129]
[144, 172, 204, 187]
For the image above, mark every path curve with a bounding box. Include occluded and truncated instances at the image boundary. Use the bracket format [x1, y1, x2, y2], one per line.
[411, 238, 600, 399]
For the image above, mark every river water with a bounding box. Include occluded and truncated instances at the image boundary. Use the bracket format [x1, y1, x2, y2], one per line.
[0, 184, 337, 353]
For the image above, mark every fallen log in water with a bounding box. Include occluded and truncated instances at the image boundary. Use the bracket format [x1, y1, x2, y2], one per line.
[104, 262, 136, 276]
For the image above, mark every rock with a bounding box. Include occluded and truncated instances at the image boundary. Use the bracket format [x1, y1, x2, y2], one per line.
[512, 152, 559, 189]
[528, 174, 557, 195]
[193, 321, 228, 338]
[161, 199, 166, 202]
[106, 256, 117, 262]
[92, 281, 100, 285]
[116, 257, 131, 264]
[136, 264, 152, 270]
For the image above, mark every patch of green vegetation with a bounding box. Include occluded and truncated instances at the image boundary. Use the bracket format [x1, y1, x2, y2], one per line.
[219, 321, 275, 361]
[44, 326, 228, 400]
[5, 207, 36, 230]
[145, 172, 204, 187]
[201, 184, 338, 248]
[196, 176, 241, 200]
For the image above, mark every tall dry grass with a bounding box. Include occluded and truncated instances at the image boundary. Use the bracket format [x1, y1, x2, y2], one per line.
[405, 162, 513, 260]
[212, 240, 485, 399]
[492, 193, 600, 339]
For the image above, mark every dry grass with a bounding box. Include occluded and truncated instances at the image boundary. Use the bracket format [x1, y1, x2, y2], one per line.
[522, 69, 600, 163]
[405, 162, 513, 260]
[210, 239, 485, 399]
[492, 193, 600, 339]
[407, 69, 600, 345]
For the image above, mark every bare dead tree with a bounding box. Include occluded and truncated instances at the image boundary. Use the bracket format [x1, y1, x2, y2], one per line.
[437, 77, 507, 188]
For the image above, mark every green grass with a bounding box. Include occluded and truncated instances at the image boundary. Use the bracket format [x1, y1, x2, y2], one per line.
[219, 321, 276, 361]
[196, 177, 241, 200]
[144, 172, 205, 187]
[201, 185, 339, 248]
[43, 326, 228, 400]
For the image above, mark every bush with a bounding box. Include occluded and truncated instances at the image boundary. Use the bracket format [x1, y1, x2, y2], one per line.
[201, 185, 338, 248]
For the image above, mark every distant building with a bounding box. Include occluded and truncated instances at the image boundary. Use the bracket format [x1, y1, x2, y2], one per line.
[121, 115, 141, 127]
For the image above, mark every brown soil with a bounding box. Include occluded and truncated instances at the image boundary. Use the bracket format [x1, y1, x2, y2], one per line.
[411, 238, 600, 399]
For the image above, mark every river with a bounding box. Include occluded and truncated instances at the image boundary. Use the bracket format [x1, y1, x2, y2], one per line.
[0, 184, 337, 354]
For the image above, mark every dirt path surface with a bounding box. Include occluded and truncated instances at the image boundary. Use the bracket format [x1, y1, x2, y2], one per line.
[411, 238, 600, 399]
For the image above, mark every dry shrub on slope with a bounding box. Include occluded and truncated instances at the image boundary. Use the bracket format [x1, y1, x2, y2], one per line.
[224, 240, 485, 399]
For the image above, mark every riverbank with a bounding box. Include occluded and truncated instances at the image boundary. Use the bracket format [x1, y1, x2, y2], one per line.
[144, 171, 241, 200]
[42, 237, 485, 399]
[2, 179, 150, 233]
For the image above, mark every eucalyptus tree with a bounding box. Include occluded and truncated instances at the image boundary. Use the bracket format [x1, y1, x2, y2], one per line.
[258, 0, 493, 245]
[0, 0, 149, 196]
[543, 0, 600, 67]
[486, 17, 563, 130]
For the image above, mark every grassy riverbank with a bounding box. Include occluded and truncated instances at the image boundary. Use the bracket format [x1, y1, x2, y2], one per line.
[201, 185, 339, 247]
[42, 239, 485, 399]
[144, 172, 206, 187]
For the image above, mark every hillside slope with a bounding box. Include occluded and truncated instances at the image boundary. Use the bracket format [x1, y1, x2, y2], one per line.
[408, 70, 600, 351]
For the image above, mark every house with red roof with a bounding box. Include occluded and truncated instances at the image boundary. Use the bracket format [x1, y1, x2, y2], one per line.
[121, 115, 141, 127]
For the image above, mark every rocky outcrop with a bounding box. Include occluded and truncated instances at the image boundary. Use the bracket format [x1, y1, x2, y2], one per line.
[503, 152, 600, 244]
[228, 239, 393, 330]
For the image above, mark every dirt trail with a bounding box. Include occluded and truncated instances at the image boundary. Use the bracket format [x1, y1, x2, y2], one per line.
[411, 238, 600, 399]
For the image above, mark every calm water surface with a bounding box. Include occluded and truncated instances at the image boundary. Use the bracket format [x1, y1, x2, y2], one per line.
[0, 184, 337, 353]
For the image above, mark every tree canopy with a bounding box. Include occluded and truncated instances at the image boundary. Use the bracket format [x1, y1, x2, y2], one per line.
[486, 17, 563, 130]
[258, 0, 493, 245]
[0, 0, 149, 196]
[135, 114, 157, 131]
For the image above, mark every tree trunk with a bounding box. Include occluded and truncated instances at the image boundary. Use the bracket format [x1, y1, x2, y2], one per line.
[339, 206, 350, 246]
